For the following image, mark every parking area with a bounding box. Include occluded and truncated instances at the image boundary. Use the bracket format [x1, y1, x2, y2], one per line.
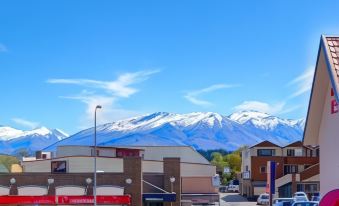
[220, 193, 257, 206]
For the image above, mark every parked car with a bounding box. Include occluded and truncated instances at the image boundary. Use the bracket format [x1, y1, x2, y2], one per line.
[293, 192, 309, 202]
[310, 195, 320, 203]
[219, 186, 228, 193]
[257, 193, 269, 205]
[291, 201, 319, 206]
[227, 184, 239, 192]
[273, 198, 294, 206]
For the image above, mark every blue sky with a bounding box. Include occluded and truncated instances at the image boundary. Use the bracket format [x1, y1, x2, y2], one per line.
[1, 0, 339, 134]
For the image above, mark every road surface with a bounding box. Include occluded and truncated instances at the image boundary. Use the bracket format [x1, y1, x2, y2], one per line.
[220, 192, 257, 206]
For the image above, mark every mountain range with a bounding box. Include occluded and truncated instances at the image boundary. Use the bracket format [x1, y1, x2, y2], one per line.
[0, 126, 68, 155]
[0, 111, 305, 155]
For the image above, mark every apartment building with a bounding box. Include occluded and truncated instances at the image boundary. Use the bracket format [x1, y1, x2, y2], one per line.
[1, 145, 218, 206]
[240, 140, 319, 199]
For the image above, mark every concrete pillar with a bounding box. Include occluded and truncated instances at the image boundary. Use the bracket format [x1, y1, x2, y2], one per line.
[164, 158, 181, 206]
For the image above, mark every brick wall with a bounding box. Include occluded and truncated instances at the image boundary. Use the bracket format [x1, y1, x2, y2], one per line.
[164, 158, 181, 206]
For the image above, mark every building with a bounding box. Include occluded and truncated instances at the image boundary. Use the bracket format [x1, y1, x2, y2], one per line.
[0, 145, 218, 206]
[240, 140, 319, 199]
[303, 35, 339, 197]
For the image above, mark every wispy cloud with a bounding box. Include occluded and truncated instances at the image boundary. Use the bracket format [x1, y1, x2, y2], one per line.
[233, 101, 286, 114]
[47, 70, 160, 98]
[287, 66, 315, 98]
[12, 118, 40, 130]
[184, 84, 240, 107]
[48, 70, 159, 128]
[0, 43, 7, 52]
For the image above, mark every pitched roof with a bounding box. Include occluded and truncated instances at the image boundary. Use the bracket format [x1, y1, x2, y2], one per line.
[250, 140, 281, 148]
[283, 141, 303, 148]
[303, 35, 339, 145]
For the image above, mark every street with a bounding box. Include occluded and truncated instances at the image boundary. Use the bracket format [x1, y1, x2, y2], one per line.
[220, 192, 257, 206]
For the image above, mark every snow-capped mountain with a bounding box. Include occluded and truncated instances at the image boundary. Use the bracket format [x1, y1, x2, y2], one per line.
[44, 111, 304, 151]
[0, 126, 68, 155]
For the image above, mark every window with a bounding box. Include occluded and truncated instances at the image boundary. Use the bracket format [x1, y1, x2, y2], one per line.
[305, 184, 318, 193]
[51, 161, 67, 173]
[245, 165, 249, 171]
[260, 166, 266, 173]
[257, 149, 275, 156]
[284, 165, 298, 174]
[287, 149, 295, 156]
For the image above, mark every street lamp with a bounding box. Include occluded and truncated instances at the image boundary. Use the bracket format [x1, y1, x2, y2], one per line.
[94, 105, 102, 206]
[169, 177, 176, 206]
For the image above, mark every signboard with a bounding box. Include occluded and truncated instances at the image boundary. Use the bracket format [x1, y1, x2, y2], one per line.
[320, 189, 339, 206]
[331, 88, 338, 114]
[242, 171, 250, 179]
[212, 174, 221, 187]
[223, 167, 231, 174]
[0, 195, 131, 205]
[266, 161, 276, 195]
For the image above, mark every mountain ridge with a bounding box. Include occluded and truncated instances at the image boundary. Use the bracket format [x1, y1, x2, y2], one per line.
[44, 110, 304, 152]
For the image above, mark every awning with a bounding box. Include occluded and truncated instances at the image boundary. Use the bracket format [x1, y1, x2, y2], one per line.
[143, 193, 176, 202]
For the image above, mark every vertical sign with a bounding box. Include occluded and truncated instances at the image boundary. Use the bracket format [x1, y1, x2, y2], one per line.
[267, 161, 276, 206]
[331, 88, 338, 114]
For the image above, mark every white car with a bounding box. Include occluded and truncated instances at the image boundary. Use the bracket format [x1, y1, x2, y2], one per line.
[227, 184, 239, 192]
[273, 198, 294, 206]
[293, 192, 309, 202]
[291, 201, 319, 206]
[257, 193, 269, 205]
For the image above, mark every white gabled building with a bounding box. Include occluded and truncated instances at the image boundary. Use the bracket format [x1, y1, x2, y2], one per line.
[303, 35, 339, 196]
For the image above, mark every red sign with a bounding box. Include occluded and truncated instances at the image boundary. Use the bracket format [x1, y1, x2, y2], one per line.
[320, 189, 339, 206]
[0, 195, 131, 205]
[331, 88, 338, 114]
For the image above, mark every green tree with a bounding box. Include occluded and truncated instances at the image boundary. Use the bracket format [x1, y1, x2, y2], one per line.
[0, 155, 19, 171]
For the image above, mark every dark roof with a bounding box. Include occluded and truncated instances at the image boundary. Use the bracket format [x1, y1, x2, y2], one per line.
[283, 141, 303, 148]
[250, 140, 281, 148]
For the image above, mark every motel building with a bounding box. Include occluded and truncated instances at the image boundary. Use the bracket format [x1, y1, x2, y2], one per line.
[240, 140, 319, 200]
[303, 35, 339, 202]
[0, 145, 219, 206]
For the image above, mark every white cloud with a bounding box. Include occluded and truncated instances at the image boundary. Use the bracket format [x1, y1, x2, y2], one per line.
[184, 84, 240, 107]
[288, 66, 315, 98]
[233, 101, 285, 114]
[47, 70, 160, 98]
[12, 118, 40, 130]
[49, 70, 158, 128]
[0, 43, 7, 52]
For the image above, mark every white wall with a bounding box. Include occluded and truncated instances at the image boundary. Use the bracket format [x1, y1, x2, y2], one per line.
[142, 161, 163, 173]
[181, 163, 216, 177]
[22, 157, 124, 173]
[68, 157, 123, 173]
[319, 82, 339, 196]
[131, 146, 210, 164]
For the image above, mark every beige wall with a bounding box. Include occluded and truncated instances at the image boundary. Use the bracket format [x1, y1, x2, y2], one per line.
[56, 146, 116, 158]
[131, 146, 210, 164]
[68, 157, 123, 173]
[180, 163, 216, 177]
[181, 177, 217, 193]
[319, 82, 339, 196]
[142, 161, 163, 173]
[22, 157, 124, 173]
[22, 159, 52, 172]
